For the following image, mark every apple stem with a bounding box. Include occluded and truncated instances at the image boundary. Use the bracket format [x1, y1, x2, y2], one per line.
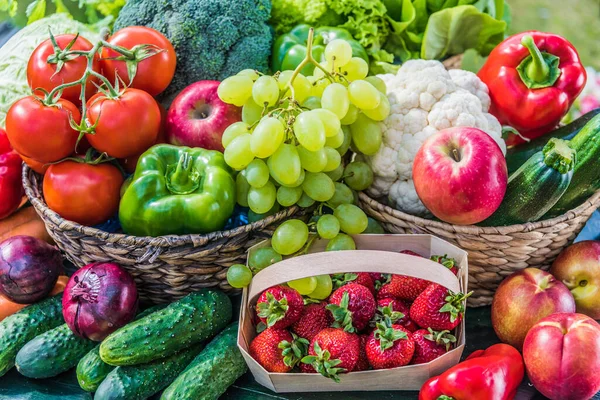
[580, 280, 588, 287]
[451, 148, 461, 162]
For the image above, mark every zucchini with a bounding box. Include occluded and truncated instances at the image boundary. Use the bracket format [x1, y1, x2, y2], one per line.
[481, 138, 576, 226]
[94, 343, 204, 400]
[0, 294, 63, 377]
[15, 323, 96, 379]
[100, 290, 232, 366]
[161, 323, 246, 400]
[547, 113, 600, 215]
[506, 109, 600, 174]
[76, 304, 167, 392]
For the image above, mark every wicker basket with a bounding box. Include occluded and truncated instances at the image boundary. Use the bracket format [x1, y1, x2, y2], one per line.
[359, 191, 600, 307]
[22, 165, 304, 304]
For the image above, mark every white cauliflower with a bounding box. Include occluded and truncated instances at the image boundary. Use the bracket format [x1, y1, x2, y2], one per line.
[366, 60, 505, 216]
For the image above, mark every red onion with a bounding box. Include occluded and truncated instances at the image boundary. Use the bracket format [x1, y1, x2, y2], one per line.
[63, 262, 138, 341]
[0, 235, 62, 304]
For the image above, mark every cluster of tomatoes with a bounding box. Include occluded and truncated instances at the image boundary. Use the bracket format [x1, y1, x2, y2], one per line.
[4, 26, 176, 227]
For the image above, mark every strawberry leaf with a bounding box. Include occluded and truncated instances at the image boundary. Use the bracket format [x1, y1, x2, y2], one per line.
[423, 328, 457, 351]
[279, 334, 310, 368]
[327, 291, 356, 333]
[374, 322, 408, 351]
[372, 305, 404, 327]
[331, 273, 358, 290]
[257, 292, 290, 327]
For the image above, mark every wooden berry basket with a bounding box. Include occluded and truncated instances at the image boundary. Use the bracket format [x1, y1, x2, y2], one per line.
[238, 234, 468, 392]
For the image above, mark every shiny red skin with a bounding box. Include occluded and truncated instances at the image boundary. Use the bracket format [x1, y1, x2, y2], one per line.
[419, 344, 524, 400]
[378, 274, 430, 302]
[86, 88, 161, 158]
[366, 324, 415, 369]
[43, 160, 124, 227]
[478, 31, 587, 146]
[411, 329, 449, 364]
[291, 301, 332, 341]
[63, 262, 138, 341]
[308, 328, 360, 373]
[377, 298, 419, 332]
[20, 154, 48, 175]
[249, 328, 293, 373]
[354, 334, 370, 371]
[166, 80, 241, 152]
[550, 241, 600, 319]
[256, 285, 303, 329]
[410, 284, 463, 331]
[0, 235, 62, 304]
[101, 27, 176, 97]
[329, 283, 376, 332]
[6, 96, 81, 163]
[27, 34, 100, 106]
[491, 267, 576, 350]
[413, 127, 507, 225]
[0, 129, 24, 219]
[523, 313, 600, 400]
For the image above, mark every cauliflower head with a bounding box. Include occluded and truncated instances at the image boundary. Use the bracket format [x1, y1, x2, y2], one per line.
[366, 60, 505, 216]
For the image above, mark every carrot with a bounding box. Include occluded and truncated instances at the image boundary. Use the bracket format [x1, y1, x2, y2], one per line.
[0, 276, 69, 321]
[0, 206, 53, 244]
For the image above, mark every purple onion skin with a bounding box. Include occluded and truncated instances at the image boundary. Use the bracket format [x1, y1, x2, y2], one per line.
[0, 235, 62, 304]
[63, 262, 138, 342]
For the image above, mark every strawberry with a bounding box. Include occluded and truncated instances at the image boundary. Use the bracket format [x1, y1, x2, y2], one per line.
[331, 272, 376, 295]
[299, 361, 315, 373]
[370, 273, 391, 290]
[354, 334, 370, 371]
[301, 328, 360, 381]
[255, 285, 303, 329]
[410, 284, 471, 330]
[411, 328, 457, 364]
[430, 254, 459, 275]
[291, 301, 333, 341]
[377, 274, 431, 302]
[366, 323, 415, 369]
[376, 298, 419, 332]
[327, 283, 376, 332]
[249, 329, 309, 373]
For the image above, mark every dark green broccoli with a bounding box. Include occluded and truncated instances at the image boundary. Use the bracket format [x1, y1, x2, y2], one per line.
[114, 0, 273, 101]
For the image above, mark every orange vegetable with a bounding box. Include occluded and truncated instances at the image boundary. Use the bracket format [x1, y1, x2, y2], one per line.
[0, 275, 68, 321]
[0, 205, 53, 244]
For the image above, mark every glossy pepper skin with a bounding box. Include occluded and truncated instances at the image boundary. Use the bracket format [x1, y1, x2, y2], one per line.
[419, 344, 524, 400]
[271, 24, 369, 75]
[478, 31, 586, 146]
[119, 144, 235, 237]
[0, 128, 24, 220]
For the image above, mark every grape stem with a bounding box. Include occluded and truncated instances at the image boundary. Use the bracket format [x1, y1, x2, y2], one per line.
[287, 27, 334, 102]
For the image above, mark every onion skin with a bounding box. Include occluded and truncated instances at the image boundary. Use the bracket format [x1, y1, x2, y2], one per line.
[63, 263, 138, 342]
[0, 235, 62, 304]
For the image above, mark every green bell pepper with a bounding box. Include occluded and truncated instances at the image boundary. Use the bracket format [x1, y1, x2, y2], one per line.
[271, 24, 369, 75]
[119, 144, 236, 237]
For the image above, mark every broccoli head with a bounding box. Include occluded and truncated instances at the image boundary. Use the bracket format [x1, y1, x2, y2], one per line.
[114, 0, 273, 101]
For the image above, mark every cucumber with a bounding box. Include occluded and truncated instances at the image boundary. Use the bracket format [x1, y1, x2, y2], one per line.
[161, 323, 246, 400]
[76, 304, 167, 392]
[546, 113, 600, 216]
[15, 323, 96, 379]
[506, 109, 600, 174]
[100, 290, 232, 366]
[94, 343, 204, 400]
[481, 138, 576, 226]
[0, 294, 63, 377]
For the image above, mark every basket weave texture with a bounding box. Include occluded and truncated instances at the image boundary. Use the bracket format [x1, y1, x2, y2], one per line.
[23, 165, 302, 304]
[359, 191, 600, 307]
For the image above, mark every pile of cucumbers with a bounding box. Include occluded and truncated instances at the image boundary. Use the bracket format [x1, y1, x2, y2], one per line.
[482, 109, 600, 226]
[0, 289, 247, 400]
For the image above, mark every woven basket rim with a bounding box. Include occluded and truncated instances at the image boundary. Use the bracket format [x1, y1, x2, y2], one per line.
[22, 164, 299, 248]
[358, 190, 600, 235]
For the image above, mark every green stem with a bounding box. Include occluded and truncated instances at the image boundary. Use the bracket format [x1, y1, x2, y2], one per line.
[100, 40, 135, 58]
[166, 153, 200, 194]
[521, 35, 550, 84]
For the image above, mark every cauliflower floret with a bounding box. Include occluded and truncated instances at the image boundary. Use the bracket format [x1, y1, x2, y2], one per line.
[366, 60, 505, 216]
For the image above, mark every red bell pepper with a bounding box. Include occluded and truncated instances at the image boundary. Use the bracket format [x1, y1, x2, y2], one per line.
[419, 343, 524, 400]
[0, 128, 24, 220]
[478, 31, 586, 146]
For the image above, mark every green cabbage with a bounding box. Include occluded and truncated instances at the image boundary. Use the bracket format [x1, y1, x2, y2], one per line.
[0, 14, 98, 128]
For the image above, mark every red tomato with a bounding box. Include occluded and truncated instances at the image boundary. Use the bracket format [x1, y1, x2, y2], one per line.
[101, 27, 176, 96]
[5, 96, 81, 163]
[86, 88, 161, 159]
[27, 34, 101, 106]
[43, 160, 124, 226]
[0, 128, 24, 219]
[20, 154, 48, 175]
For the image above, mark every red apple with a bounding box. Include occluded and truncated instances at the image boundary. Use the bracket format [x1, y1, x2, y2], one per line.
[523, 313, 600, 400]
[412, 127, 507, 225]
[166, 80, 241, 152]
[550, 240, 600, 319]
[491, 268, 576, 350]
